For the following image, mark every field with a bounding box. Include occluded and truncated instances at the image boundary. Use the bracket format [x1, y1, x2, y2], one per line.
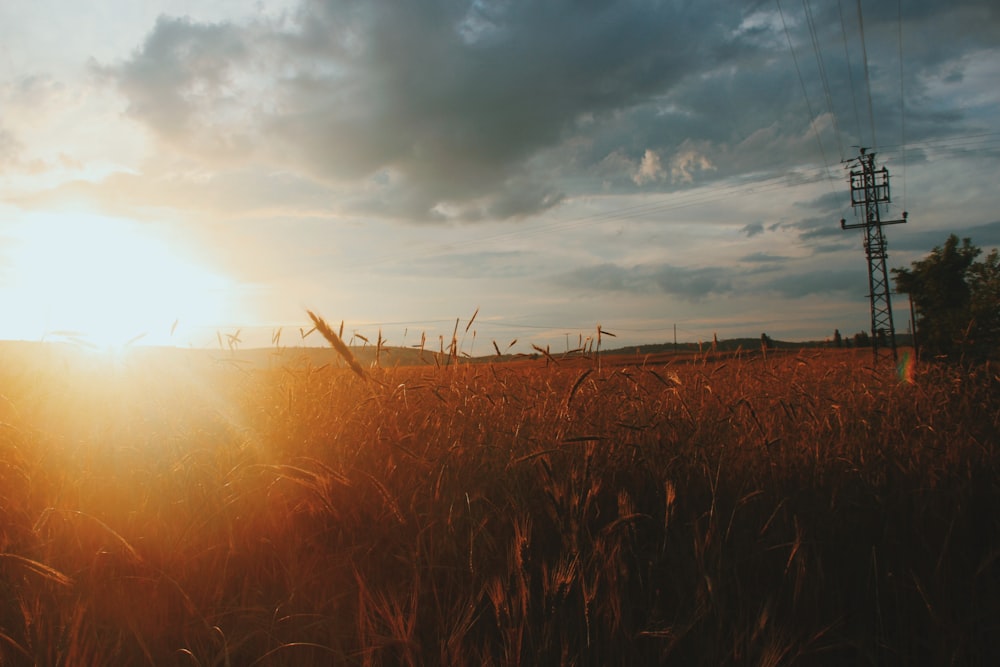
[1, 340, 998, 665]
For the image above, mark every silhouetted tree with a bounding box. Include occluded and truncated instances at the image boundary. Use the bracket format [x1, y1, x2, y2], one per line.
[893, 235, 1000, 361]
[833, 329, 843, 348]
[968, 246, 1000, 357]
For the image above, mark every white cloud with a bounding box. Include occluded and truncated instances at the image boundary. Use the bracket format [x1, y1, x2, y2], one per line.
[670, 143, 716, 184]
[632, 149, 665, 185]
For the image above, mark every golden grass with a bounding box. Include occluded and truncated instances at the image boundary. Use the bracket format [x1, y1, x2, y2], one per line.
[0, 340, 997, 665]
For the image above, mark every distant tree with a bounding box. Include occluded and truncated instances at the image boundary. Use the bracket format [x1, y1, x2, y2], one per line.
[968, 246, 1000, 356]
[893, 235, 1000, 361]
[853, 331, 871, 348]
[833, 329, 843, 348]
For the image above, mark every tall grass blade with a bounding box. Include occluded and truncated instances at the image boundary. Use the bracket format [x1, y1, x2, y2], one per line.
[307, 310, 367, 379]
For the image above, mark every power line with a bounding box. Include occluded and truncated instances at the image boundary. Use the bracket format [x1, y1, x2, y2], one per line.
[877, 132, 1000, 159]
[776, 0, 844, 211]
[897, 0, 907, 211]
[803, 0, 844, 160]
[878, 131, 1000, 149]
[855, 0, 878, 149]
[838, 0, 864, 146]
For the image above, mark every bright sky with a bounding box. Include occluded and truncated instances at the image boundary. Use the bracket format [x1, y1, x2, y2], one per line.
[1, 0, 998, 351]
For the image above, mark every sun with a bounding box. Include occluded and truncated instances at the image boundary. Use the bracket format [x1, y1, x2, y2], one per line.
[2, 212, 238, 350]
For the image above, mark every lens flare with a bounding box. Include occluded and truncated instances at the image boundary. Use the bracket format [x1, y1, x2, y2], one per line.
[897, 351, 916, 384]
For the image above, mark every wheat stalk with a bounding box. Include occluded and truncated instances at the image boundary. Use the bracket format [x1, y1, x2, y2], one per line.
[307, 310, 367, 379]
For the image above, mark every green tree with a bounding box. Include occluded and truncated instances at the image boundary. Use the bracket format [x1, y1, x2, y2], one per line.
[893, 235, 1000, 361]
[968, 247, 1000, 346]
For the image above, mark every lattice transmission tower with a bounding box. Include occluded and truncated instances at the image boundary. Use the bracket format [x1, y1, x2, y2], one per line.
[840, 148, 908, 362]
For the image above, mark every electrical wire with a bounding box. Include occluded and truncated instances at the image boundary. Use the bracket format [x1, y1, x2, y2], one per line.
[855, 0, 878, 149]
[803, 0, 844, 160]
[776, 0, 844, 211]
[838, 0, 864, 147]
[877, 132, 1000, 160]
[897, 0, 906, 212]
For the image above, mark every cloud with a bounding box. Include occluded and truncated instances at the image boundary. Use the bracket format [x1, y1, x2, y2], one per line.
[13, 162, 337, 221]
[632, 149, 665, 185]
[554, 262, 736, 301]
[669, 142, 716, 184]
[96, 16, 256, 161]
[554, 253, 885, 302]
[0, 75, 77, 175]
[740, 251, 788, 263]
[384, 249, 545, 280]
[890, 220, 1000, 253]
[68, 0, 1000, 228]
[651, 264, 734, 299]
[93, 1, 758, 221]
[0, 125, 49, 176]
[0, 127, 22, 172]
[763, 268, 865, 298]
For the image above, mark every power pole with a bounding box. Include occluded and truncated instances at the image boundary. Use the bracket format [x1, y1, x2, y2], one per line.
[840, 148, 907, 362]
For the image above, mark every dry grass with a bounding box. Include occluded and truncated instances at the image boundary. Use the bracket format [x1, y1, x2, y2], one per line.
[0, 339, 998, 665]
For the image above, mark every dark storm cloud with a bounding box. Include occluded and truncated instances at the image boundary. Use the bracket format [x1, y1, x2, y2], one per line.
[269, 0, 754, 219]
[96, 1, 755, 220]
[95, 0, 999, 222]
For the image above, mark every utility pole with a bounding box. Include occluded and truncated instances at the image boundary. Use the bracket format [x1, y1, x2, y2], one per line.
[840, 148, 907, 362]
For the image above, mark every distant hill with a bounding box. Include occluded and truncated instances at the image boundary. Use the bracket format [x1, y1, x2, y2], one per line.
[0, 340, 495, 371]
[0, 333, 916, 371]
[603, 333, 915, 357]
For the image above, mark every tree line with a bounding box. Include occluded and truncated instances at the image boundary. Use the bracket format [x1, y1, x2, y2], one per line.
[893, 234, 1000, 362]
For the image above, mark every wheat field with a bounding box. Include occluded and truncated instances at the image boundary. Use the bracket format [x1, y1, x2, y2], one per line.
[0, 335, 997, 665]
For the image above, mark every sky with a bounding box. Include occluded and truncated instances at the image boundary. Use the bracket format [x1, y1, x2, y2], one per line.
[1, 0, 998, 353]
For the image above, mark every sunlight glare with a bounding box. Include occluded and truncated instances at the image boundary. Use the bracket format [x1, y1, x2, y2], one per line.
[2, 212, 237, 350]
